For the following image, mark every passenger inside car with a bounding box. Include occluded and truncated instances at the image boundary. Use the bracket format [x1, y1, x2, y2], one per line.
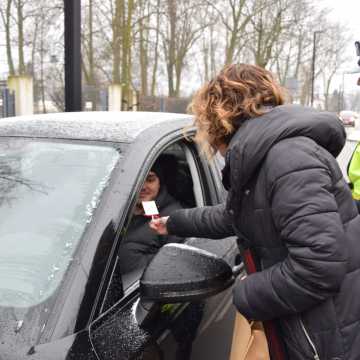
[118, 154, 185, 274]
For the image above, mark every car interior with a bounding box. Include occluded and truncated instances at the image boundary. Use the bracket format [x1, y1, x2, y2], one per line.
[111, 141, 200, 297]
[157, 142, 197, 209]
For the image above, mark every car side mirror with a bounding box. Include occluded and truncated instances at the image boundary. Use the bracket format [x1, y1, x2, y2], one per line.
[136, 243, 236, 327]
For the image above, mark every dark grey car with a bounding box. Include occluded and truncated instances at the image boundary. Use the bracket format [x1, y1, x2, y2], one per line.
[0, 112, 243, 360]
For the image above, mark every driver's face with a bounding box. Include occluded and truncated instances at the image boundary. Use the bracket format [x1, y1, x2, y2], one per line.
[138, 171, 160, 202]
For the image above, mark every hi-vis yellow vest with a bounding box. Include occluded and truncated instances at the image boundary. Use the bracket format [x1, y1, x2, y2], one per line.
[349, 143, 360, 200]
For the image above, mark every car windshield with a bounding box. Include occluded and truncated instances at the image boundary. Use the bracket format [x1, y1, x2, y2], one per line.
[0, 138, 120, 308]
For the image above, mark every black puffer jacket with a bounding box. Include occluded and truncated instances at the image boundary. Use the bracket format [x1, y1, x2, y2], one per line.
[119, 187, 183, 273]
[167, 105, 360, 360]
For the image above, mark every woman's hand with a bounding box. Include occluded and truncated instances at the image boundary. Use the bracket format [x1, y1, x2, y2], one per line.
[149, 216, 169, 235]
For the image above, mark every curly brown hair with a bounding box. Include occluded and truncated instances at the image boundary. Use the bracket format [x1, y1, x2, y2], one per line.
[188, 64, 287, 158]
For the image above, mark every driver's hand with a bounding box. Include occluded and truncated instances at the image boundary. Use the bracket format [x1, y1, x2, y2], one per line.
[149, 216, 169, 235]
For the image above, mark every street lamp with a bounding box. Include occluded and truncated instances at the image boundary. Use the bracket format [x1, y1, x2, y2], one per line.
[64, 0, 81, 112]
[310, 31, 323, 107]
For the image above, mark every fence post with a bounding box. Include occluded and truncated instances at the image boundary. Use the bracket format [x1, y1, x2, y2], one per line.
[108, 84, 122, 111]
[7, 76, 34, 116]
[99, 89, 108, 111]
[159, 97, 165, 112]
[2, 88, 16, 118]
[131, 90, 138, 111]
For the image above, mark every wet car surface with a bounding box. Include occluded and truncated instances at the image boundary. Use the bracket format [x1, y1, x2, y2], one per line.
[0, 112, 242, 360]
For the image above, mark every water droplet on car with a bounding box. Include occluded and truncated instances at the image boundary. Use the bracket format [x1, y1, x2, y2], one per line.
[14, 320, 23, 333]
[52, 265, 60, 272]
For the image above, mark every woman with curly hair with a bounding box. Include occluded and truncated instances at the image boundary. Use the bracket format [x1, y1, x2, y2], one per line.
[151, 63, 360, 359]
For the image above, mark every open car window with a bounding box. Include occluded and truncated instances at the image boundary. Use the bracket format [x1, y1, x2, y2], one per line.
[101, 141, 203, 312]
[119, 142, 198, 285]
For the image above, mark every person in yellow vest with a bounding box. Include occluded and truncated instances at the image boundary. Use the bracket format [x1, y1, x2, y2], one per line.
[348, 142, 360, 212]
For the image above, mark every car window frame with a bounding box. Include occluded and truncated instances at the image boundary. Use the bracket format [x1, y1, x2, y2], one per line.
[95, 134, 221, 318]
[183, 144, 205, 206]
[87, 130, 192, 324]
[190, 144, 224, 205]
[208, 152, 227, 203]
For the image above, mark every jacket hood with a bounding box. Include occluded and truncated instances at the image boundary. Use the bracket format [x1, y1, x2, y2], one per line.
[224, 104, 346, 190]
[156, 185, 176, 211]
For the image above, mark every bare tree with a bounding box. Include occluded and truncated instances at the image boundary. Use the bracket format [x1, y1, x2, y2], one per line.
[319, 23, 350, 110]
[0, 0, 353, 111]
[82, 0, 99, 110]
[136, 0, 149, 95]
[0, 0, 15, 75]
[111, 0, 135, 108]
[205, 0, 256, 66]
[248, 0, 300, 68]
[150, 0, 161, 96]
[161, 0, 211, 97]
[14, 0, 26, 74]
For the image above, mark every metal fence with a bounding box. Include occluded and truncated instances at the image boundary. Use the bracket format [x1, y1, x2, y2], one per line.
[81, 91, 190, 113]
[0, 86, 191, 117]
[138, 95, 190, 113]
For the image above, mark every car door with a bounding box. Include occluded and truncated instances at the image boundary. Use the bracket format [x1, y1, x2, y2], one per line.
[156, 143, 240, 360]
[88, 137, 241, 360]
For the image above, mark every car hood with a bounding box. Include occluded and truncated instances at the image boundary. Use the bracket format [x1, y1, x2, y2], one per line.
[0, 330, 97, 360]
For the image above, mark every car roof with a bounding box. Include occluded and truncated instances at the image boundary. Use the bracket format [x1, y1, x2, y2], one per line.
[0, 111, 193, 143]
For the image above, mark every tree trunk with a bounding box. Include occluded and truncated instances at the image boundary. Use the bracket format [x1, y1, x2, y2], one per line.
[210, 25, 216, 77]
[166, 0, 176, 97]
[121, 0, 134, 109]
[40, 21, 47, 113]
[17, 0, 26, 75]
[175, 58, 182, 97]
[112, 0, 122, 84]
[139, 0, 148, 96]
[151, 0, 161, 96]
[3, 0, 15, 75]
[203, 39, 209, 82]
[31, 19, 39, 77]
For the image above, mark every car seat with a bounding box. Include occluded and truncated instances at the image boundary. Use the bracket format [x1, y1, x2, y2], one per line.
[156, 153, 196, 208]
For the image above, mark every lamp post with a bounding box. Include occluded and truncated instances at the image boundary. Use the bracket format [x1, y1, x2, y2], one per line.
[310, 31, 323, 107]
[64, 0, 82, 112]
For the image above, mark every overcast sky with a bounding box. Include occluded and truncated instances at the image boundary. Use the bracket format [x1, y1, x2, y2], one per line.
[319, 0, 360, 91]
[320, 0, 360, 66]
[321, 0, 360, 42]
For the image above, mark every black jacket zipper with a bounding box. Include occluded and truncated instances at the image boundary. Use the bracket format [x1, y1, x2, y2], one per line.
[300, 319, 320, 360]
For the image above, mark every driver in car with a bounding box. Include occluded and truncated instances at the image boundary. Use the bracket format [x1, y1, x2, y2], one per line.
[118, 156, 184, 273]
